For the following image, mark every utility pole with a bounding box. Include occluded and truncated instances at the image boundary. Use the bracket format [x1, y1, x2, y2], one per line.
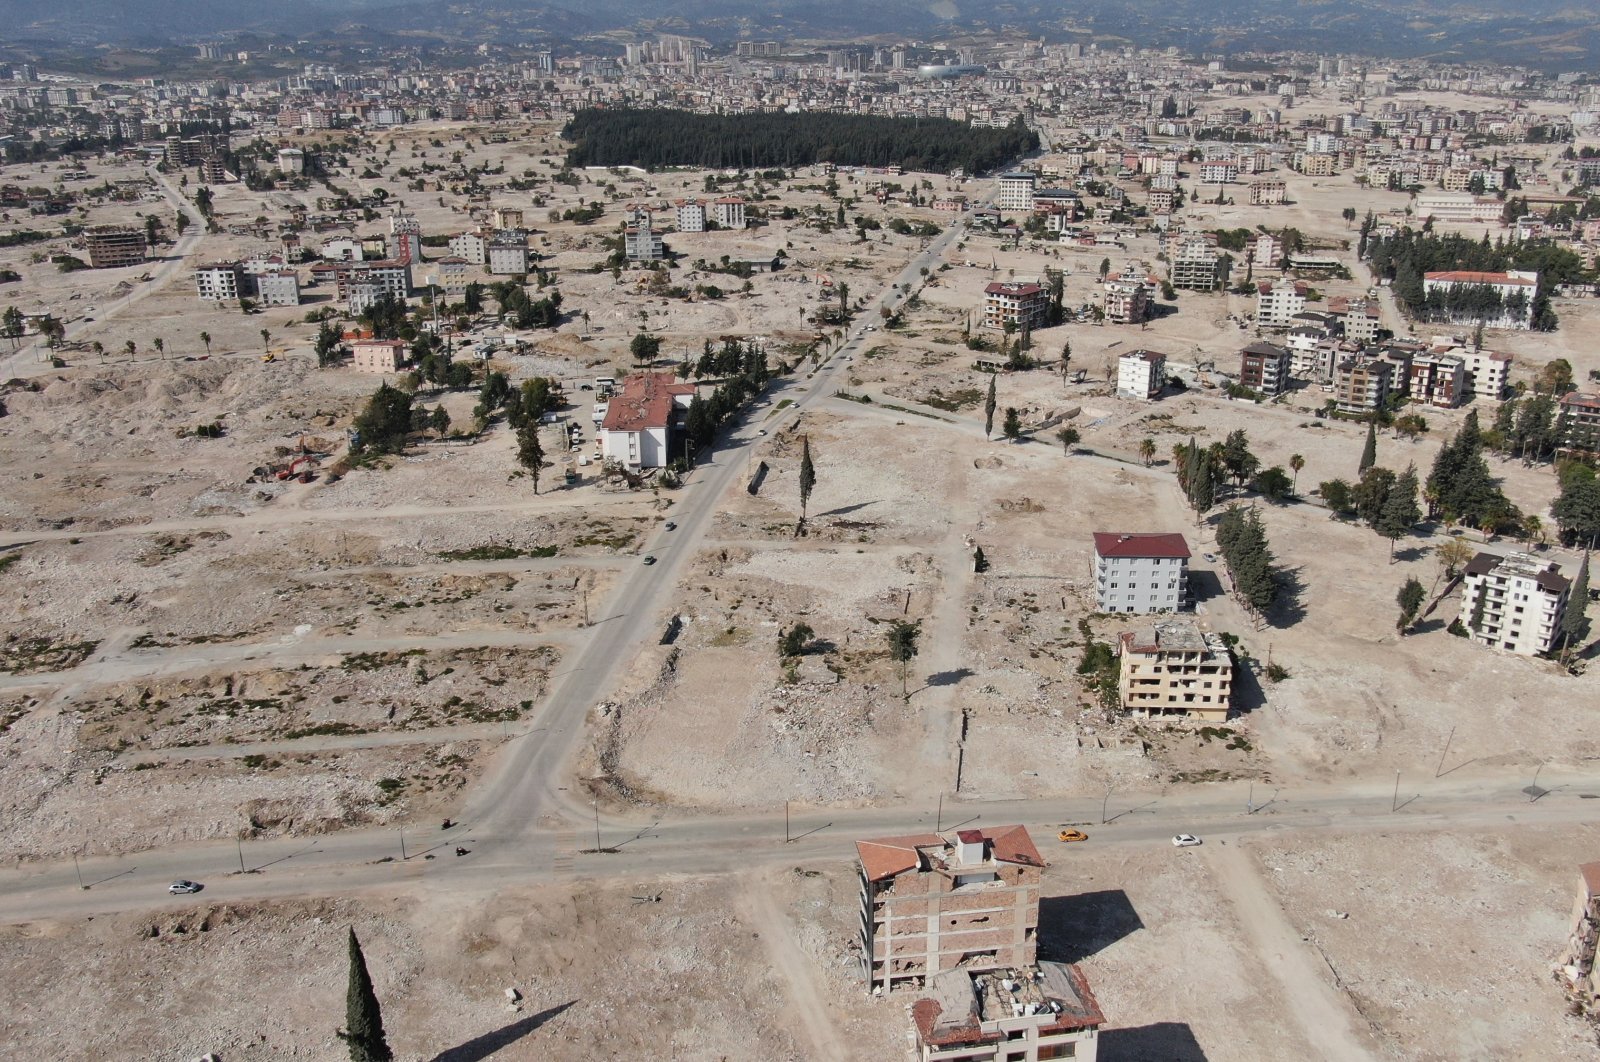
[399, 832, 407, 861]
[1392, 770, 1401, 813]
[785, 801, 791, 843]
[593, 801, 602, 852]
[1102, 790, 1111, 826]
[73, 852, 85, 890]
[937, 794, 943, 832]
[237, 837, 246, 874]
[1435, 725, 1455, 778]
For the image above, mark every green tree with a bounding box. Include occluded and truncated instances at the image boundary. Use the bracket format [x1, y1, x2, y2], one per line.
[315, 321, 345, 368]
[798, 435, 817, 519]
[516, 420, 544, 493]
[1139, 437, 1156, 466]
[1396, 577, 1425, 634]
[1289, 453, 1305, 494]
[982, 374, 998, 440]
[352, 383, 414, 455]
[1002, 407, 1022, 442]
[1359, 418, 1377, 474]
[630, 332, 662, 367]
[1188, 455, 1215, 525]
[886, 619, 921, 697]
[337, 928, 393, 1062]
[199, 330, 211, 357]
[428, 406, 450, 437]
[1376, 464, 1421, 560]
[1055, 427, 1080, 454]
[1252, 466, 1293, 503]
[1320, 478, 1355, 516]
[973, 545, 989, 573]
[153, 337, 165, 360]
[1, 306, 24, 350]
[1562, 551, 1590, 661]
[1220, 429, 1259, 488]
[259, 327, 271, 351]
[463, 282, 484, 314]
[780, 623, 814, 658]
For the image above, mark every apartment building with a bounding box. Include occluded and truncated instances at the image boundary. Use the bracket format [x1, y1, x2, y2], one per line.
[712, 196, 746, 229]
[1458, 551, 1571, 656]
[1556, 861, 1600, 1015]
[1247, 232, 1283, 270]
[1333, 355, 1393, 417]
[1198, 160, 1237, 184]
[982, 282, 1049, 331]
[1558, 391, 1600, 461]
[624, 211, 665, 263]
[1406, 351, 1466, 408]
[856, 826, 1044, 993]
[432, 256, 470, 298]
[910, 963, 1105, 1062]
[388, 215, 422, 264]
[1329, 296, 1381, 345]
[1255, 279, 1307, 327]
[674, 199, 706, 232]
[351, 338, 406, 374]
[448, 229, 488, 265]
[1453, 343, 1512, 401]
[1116, 618, 1235, 723]
[310, 260, 411, 302]
[255, 270, 302, 307]
[1170, 240, 1229, 292]
[492, 207, 524, 230]
[83, 226, 147, 269]
[599, 371, 695, 470]
[487, 238, 531, 275]
[996, 171, 1036, 212]
[1238, 340, 1292, 396]
[1115, 349, 1166, 400]
[1102, 277, 1150, 325]
[1421, 270, 1539, 330]
[1249, 179, 1287, 206]
[194, 262, 242, 302]
[1414, 192, 1504, 223]
[1092, 532, 1189, 613]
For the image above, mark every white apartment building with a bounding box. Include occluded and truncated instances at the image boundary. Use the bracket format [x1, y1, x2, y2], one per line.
[1115, 349, 1166, 400]
[487, 240, 531, 275]
[1255, 279, 1307, 327]
[1450, 342, 1513, 401]
[448, 230, 489, 265]
[712, 196, 746, 229]
[1250, 179, 1287, 206]
[624, 212, 665, 263]
[1093, 532, 1189, 613]
[996, 171, 1036, 212]
[1421, 270, 1538, 330]
[1247, 233, 1282, 270]
[1459, 551, 1571, 656]
[255, 270, 301, 307]
[431, 256, 470, 298]
[1414, 192, 1504, 223]
[194, 263, 242, 302]
[674, 199, 706, 232]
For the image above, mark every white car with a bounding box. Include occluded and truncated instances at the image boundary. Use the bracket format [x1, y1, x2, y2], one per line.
[168, 879, 204, 894]
[1171, 834, 1202, 848]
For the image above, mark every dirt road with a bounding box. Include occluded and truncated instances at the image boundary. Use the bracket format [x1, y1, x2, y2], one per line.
[741, 870, 854, 1059]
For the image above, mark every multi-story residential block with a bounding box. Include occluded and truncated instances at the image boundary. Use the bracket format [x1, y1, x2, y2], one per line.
[1092, 532, 1189, 613]
[1452, 342, 1512, 401]
[1329, 296, 1382, 345]
[982, 281, 1048, 331]
[712, 196, 746, 229]
[1247, 232, 1283, 270]
[1239, 340, 1292, 395]
[275, 147, 304, 174]
[1458, 551, 1571, 656]
[388, 214, 422, 265]
[1421, 270, 1539, 330]
[194, 262, 242, 302]
[255, 269, 301, 307]
[1198, 160, 1238, 184]
[1102, 277, 1150, 325]
[599, 371, 695, 470]
[624, 211, 665, 263]
[83, 226, 147, 269]
[1249, 179, 1287, 206]
[1558, 391, 1600, 461]
[448, 230, 488, 265]
[1115, 349, 1166, 400]
[1116, 618, 1234, 723]
[1406, 351, 1466, 408]
[487, 238, 531, 275]
[1170, 239, 1229, 292]
[674, 199, 706, 232]
[1296, 152, 1337, 177]
[1414, 192, 1505, 223]
[1556, 861, 1600, 1016]
[309, 260, 411, 304]
[996, 171, 1036, 212]
[492, 207, 524, 230]
[431, 256, 470, 298]
[910, 963, 1105, 1062]
[1334, 355, 1393, 416]
[856, 826, 1044, 993]
[1255, 279, 1307, 328]
[351, 338, 407, 375]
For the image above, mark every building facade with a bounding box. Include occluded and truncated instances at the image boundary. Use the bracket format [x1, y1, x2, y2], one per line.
[84, 226, 147, 269]
[1556, 862, 1600, 1016]
[1458, 551, 1571, 656]
[1238, 340, 1292, 396]
[598, 371, 695, 470]
[1255, 280, 1307, 328]
[1103, 277, 1150, 325]
[996, 171, 1036, 212]
[1093, 532, 1189, 613]
[1559, 391, 1600, 461]
[351, 338, 406, 374]
[857, 826, 1044, 994]
[1115, 349, 1166, 400]
[1117, 620, 1234, 722]
[1421, 270, 1539, 330]
[1334, 356, 1392, 417]
[910, 963, 1104, 1062]
[982, 282, 1048, 332]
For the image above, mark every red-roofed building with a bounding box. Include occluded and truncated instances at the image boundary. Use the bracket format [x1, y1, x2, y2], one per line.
[982, 281, 1048, 332]
[857, 826, 1045, 993]
[1092, 533, 1189, 613]
[910, 961, 1106, 1062]
[599, 372, 697, 470]
[1422, 270, 1539, 330]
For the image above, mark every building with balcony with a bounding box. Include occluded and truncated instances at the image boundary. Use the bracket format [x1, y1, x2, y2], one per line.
[1238, 340, 1292, 396]
[1406, 351, 1466, 408]
[1103, 277, 1150, 325]
[674, 199, 706, 232]
[1255, 279, 1307, 328]
[1115, 349, 1165, 400]
[351, 338, 406, 374]
[598, 371, 696, 470]
[996, 171, 1036, 212]
[1458, 551, 1571, 656]
[857, 827, 1044, 995]
[712, 196, 747, 230]
[1249, 179, 1286, 206]
[1421, 270, 1539, 330]
[910, 963, 1105, 1062]
[624, 211, 665, 263]
[982, 282, 1048, 332]
[1093, 532, 1189, 613]
[1558, 391, 1600, 461]
[1333, 355, 1392, 417]
[84, 226, 147, 269]
[1170, 239, 1229, 292]
[194, 262, 242, 302]
[1116, 618, 1235, 723]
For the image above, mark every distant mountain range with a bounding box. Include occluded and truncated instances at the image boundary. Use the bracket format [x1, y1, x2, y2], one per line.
[6, 0, 1599, 71]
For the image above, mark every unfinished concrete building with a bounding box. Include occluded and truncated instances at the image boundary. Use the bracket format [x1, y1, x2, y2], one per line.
[857, 826, 1045, 994]
[1117, 618, 1235, 723]
[911, 962, 1106, 1062]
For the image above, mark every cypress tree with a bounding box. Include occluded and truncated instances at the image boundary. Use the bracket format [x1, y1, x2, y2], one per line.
[1377, 464, 1421, 560]
[798, 435, 816, 518]
[1358, 418, 1377, 474]
[338, 928, 393, 1062]
[1190, 457, 1215, 524]
[984, 374, 997, 440]
[1563, 551, 1591, 660]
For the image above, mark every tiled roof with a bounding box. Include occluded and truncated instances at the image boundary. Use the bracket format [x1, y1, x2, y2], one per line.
[599, 372, 696, 434]
[1424, 270, 1536, 286]
[1093, 532, 1190, 560]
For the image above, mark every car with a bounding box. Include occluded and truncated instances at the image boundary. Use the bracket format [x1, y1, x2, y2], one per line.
[1171, 834, 1202, 848]
[664, 521, 676, 531]
[1057, 829, 1088, 843]
[579, 384, 593, 391]
[168, 880, 204, 894]
[642, 555, 657, 565]
[757, 429, 768, 436]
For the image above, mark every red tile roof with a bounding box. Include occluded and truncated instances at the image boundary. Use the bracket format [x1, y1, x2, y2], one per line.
[855, 825, 1044, 882]
[1424, 270, 1536, 286]
[1582, 861, 1600, 897]
[1093, 532, 1190, 560]
[600, 372, 696, 434]
[984, 282, 1044, 297]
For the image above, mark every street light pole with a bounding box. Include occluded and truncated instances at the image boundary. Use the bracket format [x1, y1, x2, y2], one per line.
[593, 801, 602, 852]
[73, 853, 85, 890]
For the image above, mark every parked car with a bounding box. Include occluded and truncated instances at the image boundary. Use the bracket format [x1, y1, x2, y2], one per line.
[168, 880, 204, 894]
[1171, 834, 1202, 848]
[1057, 829, 1088, 843]
[664, 521, 676, 531]
[642, 555, 657, 565]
